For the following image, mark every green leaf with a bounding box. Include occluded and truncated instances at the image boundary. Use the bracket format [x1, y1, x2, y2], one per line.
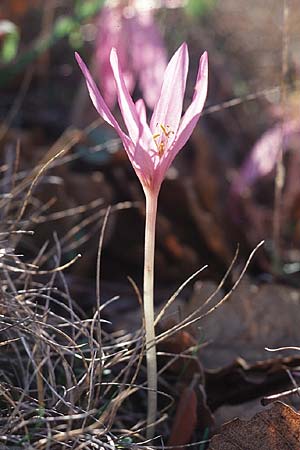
[75, 0, 104, 20]
[54, 16, 76, 38]
[1, 31, 19, 62]
[0, 1, 103, 86]
[186, 0, 217, 16]
[69, 29, 84, 48]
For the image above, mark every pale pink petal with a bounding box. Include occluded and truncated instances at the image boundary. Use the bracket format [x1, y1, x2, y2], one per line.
[172, 51, 208, 154]
[110, 48, 140, 144]
[135, 98, 154, 155]
[150, 42, 189, 141]
[75, 52, 132, 152]
[135, 99, 152, 138]
[152, 51, 208, 186]
[132, 141, 156, 190]
[135, 98, 147, 123]
[75, 53, 135, 169]
[151, 150, 175, 189]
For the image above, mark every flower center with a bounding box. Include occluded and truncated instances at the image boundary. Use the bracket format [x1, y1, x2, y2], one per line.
[152, 124, 174, 158]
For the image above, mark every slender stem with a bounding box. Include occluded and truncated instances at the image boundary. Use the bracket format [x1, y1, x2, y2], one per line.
[273, 0, 289, 268]
[143, 188, 158, 439]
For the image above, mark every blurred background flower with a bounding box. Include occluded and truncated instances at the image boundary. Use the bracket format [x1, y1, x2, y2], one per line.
[95, 0, 167, 109]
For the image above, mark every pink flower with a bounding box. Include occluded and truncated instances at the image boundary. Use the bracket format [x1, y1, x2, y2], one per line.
[96, 4, 167, 109]
[231, 120, 300, 197]
[75, 43, 208, 194]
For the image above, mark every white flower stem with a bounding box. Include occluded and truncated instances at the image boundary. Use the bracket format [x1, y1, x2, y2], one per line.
[143, 188, 158, 439]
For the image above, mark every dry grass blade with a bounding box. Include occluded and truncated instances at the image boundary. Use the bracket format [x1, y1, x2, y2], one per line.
[156, 241, 264, 345]
[155, 265, 208, 325]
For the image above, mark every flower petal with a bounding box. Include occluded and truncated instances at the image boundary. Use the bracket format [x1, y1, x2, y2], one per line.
[173, 51, 208, 153]
[132, 141, 156, 190]
[150, 42, 189, 140]
[75, 52, 128, 143]
[135, 98, 147, 123]
[110, 48, 141, 144]
[135, 99, 155, 161]
[136, 98, 153, 135]
[154, 51, 208, 184]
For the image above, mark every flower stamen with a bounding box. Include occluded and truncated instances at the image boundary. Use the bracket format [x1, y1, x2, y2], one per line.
[152, 124, 174, 158]
[160, 124, 174, 138]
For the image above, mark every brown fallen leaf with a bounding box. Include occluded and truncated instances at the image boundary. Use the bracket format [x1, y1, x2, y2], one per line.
[186, 278, 300, 368]
[208, 401, 300, 450]
[168, 385, 198, 448]
[158, 329, 204, 384]
[205, 356, 300, 411]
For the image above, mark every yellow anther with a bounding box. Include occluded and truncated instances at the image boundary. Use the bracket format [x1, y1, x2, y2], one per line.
[160, 124, 168, 135]
[160, 124, 174, 138]
[153, 124, 174, 158]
